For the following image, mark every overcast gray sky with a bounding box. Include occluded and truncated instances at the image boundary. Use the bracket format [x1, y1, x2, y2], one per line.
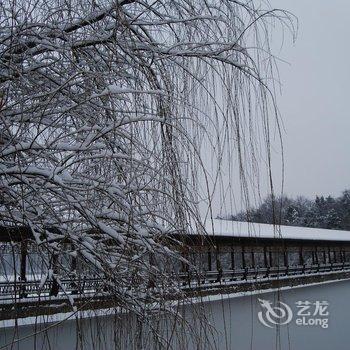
[269, 0, 350, 199]
[202, 1, 350, 217]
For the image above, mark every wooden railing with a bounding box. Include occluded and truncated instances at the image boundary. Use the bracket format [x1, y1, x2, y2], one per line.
[1, 262, 350, 301]
[181, 262, 350, 286]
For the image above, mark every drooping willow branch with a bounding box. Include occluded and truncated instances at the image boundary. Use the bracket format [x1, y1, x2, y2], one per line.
[0, 0, 294, 317]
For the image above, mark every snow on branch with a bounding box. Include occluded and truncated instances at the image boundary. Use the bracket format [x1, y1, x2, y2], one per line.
[0, 0, 293, 319]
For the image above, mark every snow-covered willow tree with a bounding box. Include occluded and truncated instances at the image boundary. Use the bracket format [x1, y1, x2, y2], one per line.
[0, 0, 293, 338]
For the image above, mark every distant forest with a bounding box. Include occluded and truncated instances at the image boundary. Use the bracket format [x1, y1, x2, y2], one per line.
[222, 190, 350, 231]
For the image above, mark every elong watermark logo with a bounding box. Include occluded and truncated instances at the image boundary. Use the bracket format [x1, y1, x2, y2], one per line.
[258, 298, 329, 329]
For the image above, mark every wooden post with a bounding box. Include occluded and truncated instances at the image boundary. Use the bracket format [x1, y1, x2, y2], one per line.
[299, 246, 304, 266]
[20, 241, 27, 298]
[215, 245, 219, 271]
[315, 246, 320, 272]
[230, 246, 235, 270]
[49, 253, 59, 296]
[242, 245, 247, 279]
[70, 244, 78, 294]
[283, 249, 288, 267]
[216, 246, 222, 282]
[241, 245, 246, 269]
[264, 246, 269, 277]
[20, 241, 27, 281]
[284, 249, 288, 275]
[314, 246, 319, 264]
[263, 246, 268, 268]
[208, 250, 212, 271]
[251, 251, 255, 268]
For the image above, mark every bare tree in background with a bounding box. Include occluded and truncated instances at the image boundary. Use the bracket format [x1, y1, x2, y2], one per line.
[0, 0, 293, 347]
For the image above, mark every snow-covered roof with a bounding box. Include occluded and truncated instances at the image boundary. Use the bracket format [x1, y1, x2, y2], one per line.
[202, 219, 350, 242]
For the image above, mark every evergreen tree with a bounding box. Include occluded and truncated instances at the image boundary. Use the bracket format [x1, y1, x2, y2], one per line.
[226, 190, 350, 231]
